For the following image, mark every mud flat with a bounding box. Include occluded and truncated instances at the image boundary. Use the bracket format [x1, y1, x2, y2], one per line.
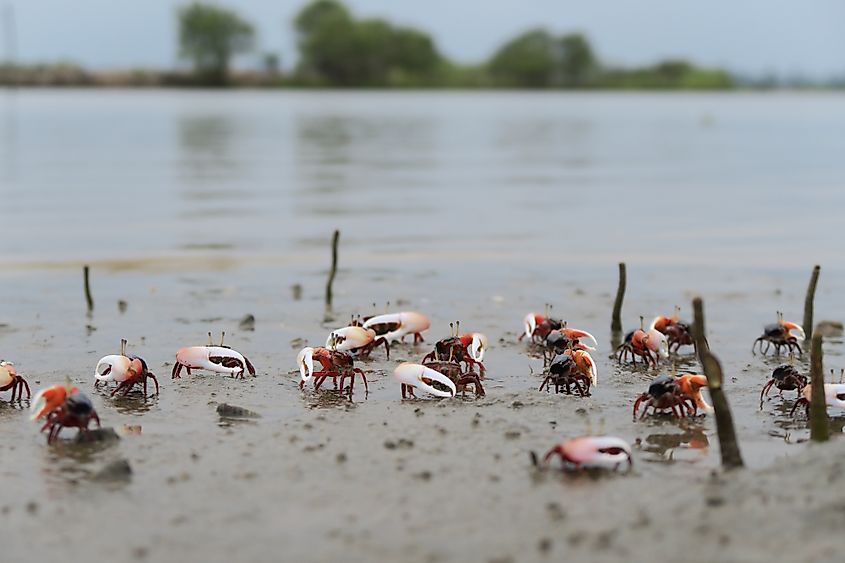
[3, 388, 845, 563]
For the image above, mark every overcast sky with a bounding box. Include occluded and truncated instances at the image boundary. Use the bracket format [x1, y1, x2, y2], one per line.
[3, 0, 844, 78]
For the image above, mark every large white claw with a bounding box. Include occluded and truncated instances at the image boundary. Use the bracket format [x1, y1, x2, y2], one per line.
[326, 326, 371, 351]
[470, 333, 488, 362]
[547, 436, 632, 470]
[394, 363, 456, 398]
[646, 329, 669, 359]
[296, 347, 314, 386]
[94, 354, 131, 382]
[821, 384, 845, 410]
[364, 312, 430, 343]
[523, 313, 537, 339]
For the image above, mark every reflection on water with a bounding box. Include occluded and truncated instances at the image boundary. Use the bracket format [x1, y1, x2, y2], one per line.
[178, 114, 238, 182]
[3, 91, 845, 266]
[638, 418, 709, 464]
[107, 393, 157, 415]
[39, 432, 123, 490]
[1, 91, 17, 185]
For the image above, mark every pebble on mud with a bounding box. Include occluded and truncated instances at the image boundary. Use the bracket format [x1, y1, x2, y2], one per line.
[238, 314, 256, 331]
[94, 459, 133, 482]
[384, 438, 414, 450]
[216, 404, 261, 419]
[816, 320, 844, 337]
[75, 428, 120, 444]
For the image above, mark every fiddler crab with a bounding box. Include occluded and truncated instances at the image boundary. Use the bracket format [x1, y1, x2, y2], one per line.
[520, 304, 563, 344]
[542, 326, 598, 367]
[94, 338, 160, 397]
[616, 317, 668, 367]
[172, 332, 255, 379]
[539, 436, 633, 472]
[760, 364, 807, 408]
[421, 321, 487, 375]
[789, 375, 845, 418]
[632, 373, 710, 420]
[30, 381, 101, 444]
[362, 311, 430, 344]
[0, 360, 31, 402]
[752, 312, 804, 356]
[649, 306, 697, 354]
[538, 349, 597, 397]
[393, 362, 458, 400]
[326, 317, 390, 359]
[296, 340, 369, 396]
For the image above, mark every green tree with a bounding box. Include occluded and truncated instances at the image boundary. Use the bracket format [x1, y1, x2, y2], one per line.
[178, 2, 255, 85]
[488, 29, 598, 88]
[262, 52, 280, 75]
[294, 0, 440, 86]
[558, 33, 596, 87]
[488, 28, 558, 88]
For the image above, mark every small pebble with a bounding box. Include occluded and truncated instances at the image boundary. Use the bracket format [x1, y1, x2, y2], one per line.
[216, 404, 261, 419]
[238, 314, 256, 331]
[94, 459, 133, 482]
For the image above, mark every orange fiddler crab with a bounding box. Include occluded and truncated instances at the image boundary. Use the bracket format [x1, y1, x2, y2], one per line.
[0, 360, 31, 402]
[541, 436, 633, 472]
[296, 342, 369, 396]
[94, 338, 160, 397]
[172, 332, 256, 379]
[539, 349, 597, 396]
[632, 373, 710, 420]
[649, 306, 697, 354]
[362, 311, 430, 344]
[752, 312, 805, 356]
[616, 317, 668, 367]
[30, 381, 101, 444]
[421, 321, 488, 375]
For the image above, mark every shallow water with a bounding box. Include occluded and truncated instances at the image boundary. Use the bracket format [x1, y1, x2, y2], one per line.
[1, 90, 844, 561]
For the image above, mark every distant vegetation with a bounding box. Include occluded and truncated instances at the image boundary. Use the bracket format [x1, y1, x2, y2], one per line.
[178, 2, 255, 85]
[2, 0, 837, 89]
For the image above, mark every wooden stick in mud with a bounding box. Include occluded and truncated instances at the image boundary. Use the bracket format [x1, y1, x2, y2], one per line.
[809, 331, 828, 442]
[325, 230, 340, 307]
[803, 265, 820, 342]
[611, 262, 626, 333]
[692, 297, 744, 470]
[83, 265, 94, 312]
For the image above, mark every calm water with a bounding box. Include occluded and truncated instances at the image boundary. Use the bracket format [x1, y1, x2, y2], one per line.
[1, 91, 844, 561]
[2, 90, 844, 268]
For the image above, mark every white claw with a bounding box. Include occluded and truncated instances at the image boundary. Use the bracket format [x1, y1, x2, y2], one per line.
[470, 333, 488, 362]
[523, 313, 537, 339]
[296, 347, 314, 386]
[94, 354, 130, 382]
[394, 363, 456, 398]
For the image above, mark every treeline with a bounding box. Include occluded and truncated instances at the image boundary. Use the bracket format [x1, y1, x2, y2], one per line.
[1, 0, 736, 89]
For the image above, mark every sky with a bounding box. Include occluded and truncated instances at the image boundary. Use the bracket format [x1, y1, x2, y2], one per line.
[3, 0, 845, 78]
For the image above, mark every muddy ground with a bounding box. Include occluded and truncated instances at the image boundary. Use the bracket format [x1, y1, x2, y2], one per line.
[0, 259, 843, 563]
